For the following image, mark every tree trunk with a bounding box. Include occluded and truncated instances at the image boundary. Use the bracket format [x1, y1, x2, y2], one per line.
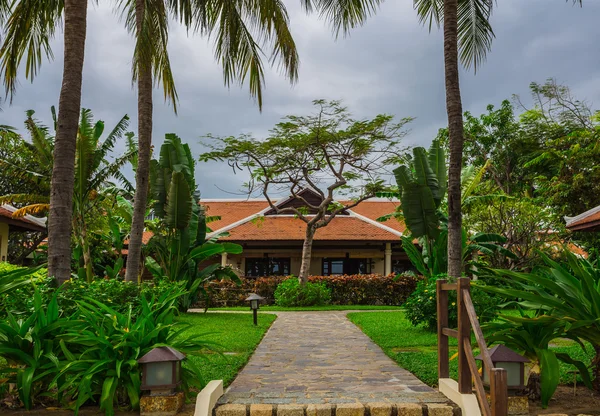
[443, 0, 464, 280]
[298, 226, 316, 284]
[48, 0, 88, 285]
[125, 0, 153, 283]
[80, 220, 93, 282]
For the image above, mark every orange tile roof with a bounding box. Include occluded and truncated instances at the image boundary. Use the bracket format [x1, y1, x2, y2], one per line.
[0, 206, 46, 231]
[342, 200, 405, 234]
[219, 216, 400, 241]
[203, 201, 271, 231]
[124, 231, 154, 245]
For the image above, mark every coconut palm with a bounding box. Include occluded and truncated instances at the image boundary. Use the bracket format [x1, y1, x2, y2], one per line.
[113, 0, 300, 282]
[0, 0, 88, 284]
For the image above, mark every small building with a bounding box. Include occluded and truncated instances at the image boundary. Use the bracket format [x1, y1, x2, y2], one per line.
[203, 189, 412, 277]
[0, 205, 47, 262]
[565, 205, 600, 232]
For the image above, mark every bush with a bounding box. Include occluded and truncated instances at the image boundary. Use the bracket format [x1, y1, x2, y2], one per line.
[198, 274, 418, 308]
[274, 278, 331, 307]
[404, 275, 501, 331]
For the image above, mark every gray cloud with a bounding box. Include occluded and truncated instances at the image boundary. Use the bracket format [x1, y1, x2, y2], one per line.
[1, 0, 599, 198]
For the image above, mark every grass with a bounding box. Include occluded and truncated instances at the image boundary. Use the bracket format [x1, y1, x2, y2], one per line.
[207, 305, 403, 312]
[347, 311, 595, 388]
[176, 312, 276, 387]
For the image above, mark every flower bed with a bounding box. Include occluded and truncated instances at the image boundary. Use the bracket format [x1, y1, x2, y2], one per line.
[199, 273, 418, 308]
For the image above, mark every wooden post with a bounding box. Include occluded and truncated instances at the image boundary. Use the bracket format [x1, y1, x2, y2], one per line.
[457, 277, 472, 394]
[437, 279, 449, 379]
[490, 368, 508, 416]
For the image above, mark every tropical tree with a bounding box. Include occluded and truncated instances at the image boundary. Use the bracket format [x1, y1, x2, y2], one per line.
[201, 100, 411, 284]
[122, 0, 301, 283]
[0, 107, 136, 281]
[0, 0, 89, 284]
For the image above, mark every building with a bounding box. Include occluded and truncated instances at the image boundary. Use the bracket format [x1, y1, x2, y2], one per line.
[0, 205, 47, 262]
[565, 205, 600, 232]
[203, 189, 412, 277]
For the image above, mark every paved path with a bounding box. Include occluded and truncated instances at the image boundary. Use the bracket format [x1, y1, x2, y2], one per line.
[219, 312, 448, 405]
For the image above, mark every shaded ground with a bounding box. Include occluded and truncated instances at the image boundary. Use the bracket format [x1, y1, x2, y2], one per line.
[530, 385, 600, 415]
[220, 312, 448, 405]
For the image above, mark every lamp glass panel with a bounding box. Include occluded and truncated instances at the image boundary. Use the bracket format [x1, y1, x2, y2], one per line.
[146, 362, 173, 386]
[251, 300, 258, 309]
[497, 361, 522, 386]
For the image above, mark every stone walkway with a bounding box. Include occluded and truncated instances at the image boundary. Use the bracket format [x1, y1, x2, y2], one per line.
[219, 312, 448, 405]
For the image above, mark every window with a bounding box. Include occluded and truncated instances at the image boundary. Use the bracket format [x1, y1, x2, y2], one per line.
[245, 257, 291, 277]
[392, 260, 416, 274]
[322, 258, 370, 275]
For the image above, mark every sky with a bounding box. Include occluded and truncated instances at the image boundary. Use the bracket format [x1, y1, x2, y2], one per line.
[1, 0, 599, 199]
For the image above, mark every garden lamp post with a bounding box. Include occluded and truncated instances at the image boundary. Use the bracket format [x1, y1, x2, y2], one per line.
[246, 293, 264, 326]
[138, 346, 185, 396]
[475, 344, 529, 392]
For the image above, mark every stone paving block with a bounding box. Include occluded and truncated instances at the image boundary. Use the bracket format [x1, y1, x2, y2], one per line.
[306, 404, 333, 416]
[277, 404, 305, 416]
[336, 403, 365, 416]
[366, 402, 392, 416]
[396, 403, 422, 416]
[217, 404, 248, 416]
[251, 404, 274, 416]
[426, 404, 453, 416]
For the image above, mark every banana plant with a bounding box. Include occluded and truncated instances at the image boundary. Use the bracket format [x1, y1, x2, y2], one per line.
[145, 135, 242, 311]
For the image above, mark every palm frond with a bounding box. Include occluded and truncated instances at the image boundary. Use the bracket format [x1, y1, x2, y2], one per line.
[13, 203, 49, 217]
[414, 0, 495, 71]
[0, 193, 49, 205]
[303, 0, 383, 38]
[0, 0, 64, 99]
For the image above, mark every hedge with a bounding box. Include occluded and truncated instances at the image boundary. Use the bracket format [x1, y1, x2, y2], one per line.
[198, 274, 418, 308]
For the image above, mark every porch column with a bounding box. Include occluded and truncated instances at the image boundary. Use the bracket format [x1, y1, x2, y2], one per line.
[384, 243, 392, 276]
[221, 252, 228, 267]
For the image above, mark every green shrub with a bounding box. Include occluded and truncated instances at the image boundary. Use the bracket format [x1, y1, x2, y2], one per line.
[274, 278, 331, 307]
[198, 274, 417, 308]
[404, 275, 500, 331]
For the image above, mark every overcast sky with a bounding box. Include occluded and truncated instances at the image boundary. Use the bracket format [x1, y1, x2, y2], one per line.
[1, 0, 599, 198]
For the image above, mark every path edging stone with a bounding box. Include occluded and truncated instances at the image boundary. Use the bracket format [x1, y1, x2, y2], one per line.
[216, 402, 457, 416]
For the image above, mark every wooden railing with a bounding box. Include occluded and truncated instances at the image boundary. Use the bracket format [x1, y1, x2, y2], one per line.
[437, 278, 508, 416]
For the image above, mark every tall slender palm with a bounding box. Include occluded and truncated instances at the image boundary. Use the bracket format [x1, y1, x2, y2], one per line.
[0, 0, 88, 284]
[120, 0, 300, 282]
[303, 0, 580, 278]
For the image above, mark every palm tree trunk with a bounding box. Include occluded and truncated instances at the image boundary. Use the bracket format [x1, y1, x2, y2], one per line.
[298, 226, 316, 284]
[125, 0, 153, 283]
[443, 0, 464, 280]
[48, 0, 88, 285]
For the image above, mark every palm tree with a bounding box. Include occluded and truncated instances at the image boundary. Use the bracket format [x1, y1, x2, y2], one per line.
[0, 0, 88, 284]
[120, 0, 300, 282]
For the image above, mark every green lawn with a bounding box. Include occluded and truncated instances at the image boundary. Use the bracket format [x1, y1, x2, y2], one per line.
[176, 312, 276, 387]
[207, 305, 403, 312]
[347, 311, 594, 388]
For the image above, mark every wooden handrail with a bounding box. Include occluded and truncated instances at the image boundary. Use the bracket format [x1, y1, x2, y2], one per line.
[441, 283, 457, 291]
[437, 277, 508, 416]
[462, 288, 494, 372]
[442, 328, 458, 338]
[464, 338, 491, 416]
